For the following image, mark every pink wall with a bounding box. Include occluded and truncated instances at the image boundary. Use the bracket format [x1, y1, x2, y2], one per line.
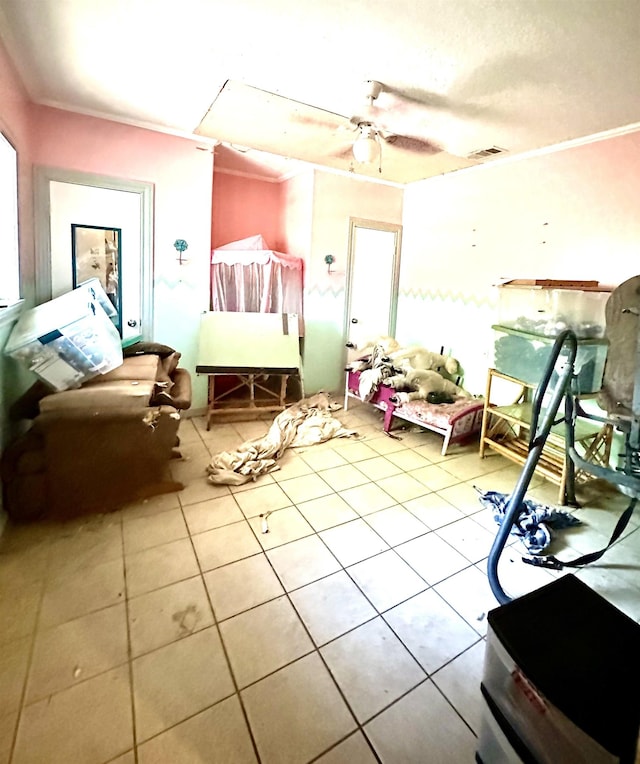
[0, 42, 30, 140]
[32, 105, 212, 186]
[211, 170, 283, 250]
[29, 105, 214, 408]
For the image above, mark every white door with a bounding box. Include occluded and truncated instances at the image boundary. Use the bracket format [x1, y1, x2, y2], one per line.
[49, 182, 142, 342]
[344, 218, 402, 358]
[35, 169, 153, 345]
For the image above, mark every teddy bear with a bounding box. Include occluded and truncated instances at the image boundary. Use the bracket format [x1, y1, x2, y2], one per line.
[345, 338, 466, 403]
[386, 368, 470, 405]
[387, 346, 459, 378]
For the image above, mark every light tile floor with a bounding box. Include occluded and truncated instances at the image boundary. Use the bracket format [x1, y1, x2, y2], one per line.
[1, 400, 639, 763]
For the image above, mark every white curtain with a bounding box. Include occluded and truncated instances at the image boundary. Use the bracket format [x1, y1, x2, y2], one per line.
[210, 236, 304, 333]
[211, 261, 303, 316]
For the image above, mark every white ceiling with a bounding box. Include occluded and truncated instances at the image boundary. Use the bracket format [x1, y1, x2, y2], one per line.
[1, 0, 640, 184]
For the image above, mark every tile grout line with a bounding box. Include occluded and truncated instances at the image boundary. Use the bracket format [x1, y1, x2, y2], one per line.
[188, 463, 389, 761]
[4, 411, 635, 761]
[177, 490, 264, 764]
[255, 525, 385, 763]
[121, 511, 141, 764]
[245, 481, 485, 758]
[7, 535, 53, 764]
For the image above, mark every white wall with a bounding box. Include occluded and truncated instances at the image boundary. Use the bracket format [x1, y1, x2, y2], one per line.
[399, 129, 640, 394]
[283, 170, 404, 394]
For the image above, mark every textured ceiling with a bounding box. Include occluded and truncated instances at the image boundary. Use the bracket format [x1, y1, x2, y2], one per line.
[1, 0, 639, 183]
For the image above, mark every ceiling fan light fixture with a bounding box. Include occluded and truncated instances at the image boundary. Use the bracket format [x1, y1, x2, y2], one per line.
[352, 126, 379, 164]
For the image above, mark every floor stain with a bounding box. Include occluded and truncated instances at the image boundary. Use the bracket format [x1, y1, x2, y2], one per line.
[172, 604, 199, 636]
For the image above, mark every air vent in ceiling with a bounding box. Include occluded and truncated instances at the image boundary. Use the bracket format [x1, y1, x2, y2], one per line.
[467, 146, 507, 159]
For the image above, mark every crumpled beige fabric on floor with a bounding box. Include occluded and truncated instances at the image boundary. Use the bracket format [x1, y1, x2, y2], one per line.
[206, 393, 357, 485]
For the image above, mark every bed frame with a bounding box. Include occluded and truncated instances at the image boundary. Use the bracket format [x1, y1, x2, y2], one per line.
[344, 370, 484, 455]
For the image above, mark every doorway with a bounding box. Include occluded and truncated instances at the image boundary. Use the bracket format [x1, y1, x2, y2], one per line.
[344, 217, 402, 359]
[34, 168, 153, 344]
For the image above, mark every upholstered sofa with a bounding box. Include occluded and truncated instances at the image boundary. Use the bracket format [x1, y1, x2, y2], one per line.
[1, 345, 192, 522]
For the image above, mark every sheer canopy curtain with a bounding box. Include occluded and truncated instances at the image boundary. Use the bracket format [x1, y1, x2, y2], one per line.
[211, 235, 304, 331]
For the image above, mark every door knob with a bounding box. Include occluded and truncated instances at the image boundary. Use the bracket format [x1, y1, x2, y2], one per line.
[351, 318, 358, 324]
[127, 319, 138, 328]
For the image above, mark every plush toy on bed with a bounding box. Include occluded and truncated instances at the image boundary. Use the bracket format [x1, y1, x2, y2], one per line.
[345, 336, 400, 372]
[387, 368, 471, 405]
[345, 338, 467, 403]
[387, 346, 460, 378]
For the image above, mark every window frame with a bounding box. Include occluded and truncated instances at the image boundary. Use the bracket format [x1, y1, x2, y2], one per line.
[0, 129, 20, 311]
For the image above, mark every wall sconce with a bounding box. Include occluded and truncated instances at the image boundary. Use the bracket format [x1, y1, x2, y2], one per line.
[324, 254, 335, 274]
[174, 239, 189, 264]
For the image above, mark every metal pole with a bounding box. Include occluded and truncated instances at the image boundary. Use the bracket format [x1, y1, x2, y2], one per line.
[487, 331, 577, 604]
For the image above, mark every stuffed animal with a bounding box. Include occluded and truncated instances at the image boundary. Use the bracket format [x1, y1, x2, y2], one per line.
[352, 343, 399, 398]
[386, 368, 470, 405]
[345, 336, 402, 373]
[345, 339, 465, 403]
[387, 346, 459, 378]
[352, 336, 401, 355]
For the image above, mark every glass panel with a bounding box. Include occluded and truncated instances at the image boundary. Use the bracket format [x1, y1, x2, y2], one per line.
[71, 224, 122, 335]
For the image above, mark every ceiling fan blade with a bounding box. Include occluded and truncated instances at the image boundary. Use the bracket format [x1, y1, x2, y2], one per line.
[381, 133, 442, 155]
[330, 145, 356, 161]
[294, 112, 354, 135]
[379, 81, 504, 121]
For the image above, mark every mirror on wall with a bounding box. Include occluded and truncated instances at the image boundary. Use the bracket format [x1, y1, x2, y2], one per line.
[71, 224, 122, 334]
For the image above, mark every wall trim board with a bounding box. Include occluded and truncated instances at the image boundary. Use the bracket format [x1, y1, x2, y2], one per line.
[399, 287, 496, 309]
[304, 283, 345, 299]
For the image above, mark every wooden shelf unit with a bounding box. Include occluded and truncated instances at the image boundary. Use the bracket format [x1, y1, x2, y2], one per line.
[479, 368, 613, 504]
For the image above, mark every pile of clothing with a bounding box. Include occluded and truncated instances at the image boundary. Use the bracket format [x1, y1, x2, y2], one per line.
[475, 487, 582, 555]
[207, 393, 356, 485]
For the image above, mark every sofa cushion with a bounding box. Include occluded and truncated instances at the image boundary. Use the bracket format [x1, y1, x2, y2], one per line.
[39, 380, 156, 412]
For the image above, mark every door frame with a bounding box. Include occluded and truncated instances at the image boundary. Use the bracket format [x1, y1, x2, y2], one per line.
[343, 217, 403, 349]
[33, 166, 154, 340]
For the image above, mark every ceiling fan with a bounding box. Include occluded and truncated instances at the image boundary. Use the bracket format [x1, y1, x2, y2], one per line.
[304, 80, 443, 169]
[195, 79, 447, 181]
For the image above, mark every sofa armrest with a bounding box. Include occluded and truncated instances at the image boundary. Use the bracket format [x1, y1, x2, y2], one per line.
[33, 405, 182, 518]
[151, 368, 192, 410]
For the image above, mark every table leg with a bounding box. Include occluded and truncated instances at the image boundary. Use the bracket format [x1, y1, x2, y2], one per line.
[279, 374, 288, 407]
[207, 375, 215, 431]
